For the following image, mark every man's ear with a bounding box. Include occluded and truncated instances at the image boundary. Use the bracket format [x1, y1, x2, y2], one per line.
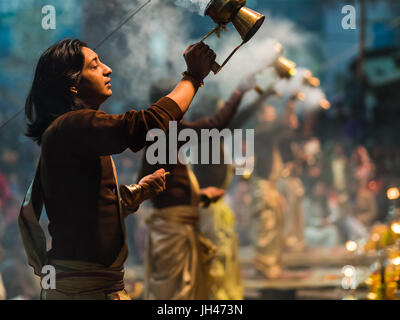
[70, 87, 78, 94]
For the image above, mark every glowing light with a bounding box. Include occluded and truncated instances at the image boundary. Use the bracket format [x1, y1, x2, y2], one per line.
[342, 265, 355, 278]
[392, 257, 400, 266]
[309, 77, 320, 87]
[371, 233, 380, 242]
[242, 169, 252, 180]
[297, 92, 306, 101]
[346, 241, 358, 252]
[391, 222, 400, 235]
[320, 99, 331, 110]
[387, 187, 399, 200]
[367, 292, 377, 300]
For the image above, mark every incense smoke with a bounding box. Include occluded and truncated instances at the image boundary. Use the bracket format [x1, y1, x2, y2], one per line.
[174, 0, 211, 16]
[89, 1, 324, 113]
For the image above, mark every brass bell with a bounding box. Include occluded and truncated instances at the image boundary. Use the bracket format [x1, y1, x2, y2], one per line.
[273, 56, 297, 79]
[202, 0, 265, 74]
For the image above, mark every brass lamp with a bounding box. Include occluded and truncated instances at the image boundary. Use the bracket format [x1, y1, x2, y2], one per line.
[202, 0, 265, 74]
[273, 56, 297, 78]
[303, 69, 320, 87]
[320, 98, 331, 110]
[254, 56, 297, 95]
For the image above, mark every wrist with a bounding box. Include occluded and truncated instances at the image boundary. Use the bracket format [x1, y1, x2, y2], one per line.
[182, 71, 204, 89]
[120, 184, 144, 210]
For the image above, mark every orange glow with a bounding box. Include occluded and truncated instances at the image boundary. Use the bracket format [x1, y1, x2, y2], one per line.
[387, 187, 400, 200]
[392, 257, 400, 266]
[242, 169, 252, 180]
[391, 222, 400, 235]
[345, 241, 358, 252]
[320, 99, 331, 110]
[297, 92, 306, 101]
[309, 77, 320, 87]
[371, 233, 380, 242]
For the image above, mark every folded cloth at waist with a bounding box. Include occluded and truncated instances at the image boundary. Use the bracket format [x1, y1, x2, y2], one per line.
[47, 259, 125, 295]
[146, 205, 199, 226]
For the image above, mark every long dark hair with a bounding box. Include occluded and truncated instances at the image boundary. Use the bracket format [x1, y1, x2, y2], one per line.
[25, 39, 88, 145]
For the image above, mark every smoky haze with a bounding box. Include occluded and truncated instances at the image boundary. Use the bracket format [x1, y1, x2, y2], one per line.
[83, 1, 324, 114]
[174, 0, 211, 16]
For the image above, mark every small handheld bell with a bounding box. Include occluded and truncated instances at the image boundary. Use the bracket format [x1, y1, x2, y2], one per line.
[202, 0, 265, 74]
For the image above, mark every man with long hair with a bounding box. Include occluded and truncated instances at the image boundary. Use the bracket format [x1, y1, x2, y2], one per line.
[19, 38, 215, 300]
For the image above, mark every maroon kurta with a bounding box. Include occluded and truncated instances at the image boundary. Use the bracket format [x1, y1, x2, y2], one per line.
[39, 97, 182, 266]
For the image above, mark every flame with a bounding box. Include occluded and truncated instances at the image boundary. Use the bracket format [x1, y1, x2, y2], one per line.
[387, 187, 400, 200]
[392, 257, 400, 266]
[345, 241, 358, 252]
[390, 222, 400, 235]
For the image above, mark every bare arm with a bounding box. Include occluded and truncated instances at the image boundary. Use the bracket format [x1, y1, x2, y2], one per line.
[166, 79, 198, 114]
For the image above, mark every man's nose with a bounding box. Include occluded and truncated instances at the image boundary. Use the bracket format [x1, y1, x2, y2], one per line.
[103, 63, 112, 76]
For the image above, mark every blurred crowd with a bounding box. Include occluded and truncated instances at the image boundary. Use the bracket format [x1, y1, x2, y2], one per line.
[0, 92, 399, 298]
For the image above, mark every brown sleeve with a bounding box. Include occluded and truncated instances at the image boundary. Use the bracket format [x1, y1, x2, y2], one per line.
[56, 97, 182, 155]
[180, 90, 243, 132]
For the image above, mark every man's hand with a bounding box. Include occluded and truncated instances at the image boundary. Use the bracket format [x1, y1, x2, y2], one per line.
[138, 168, 167, 201]
[200, 187, 225, 207]
[184, 42, 216, 82]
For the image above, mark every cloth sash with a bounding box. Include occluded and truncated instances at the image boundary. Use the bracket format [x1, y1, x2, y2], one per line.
[145, 205, 216, 300]
[18, 156, 129, 296]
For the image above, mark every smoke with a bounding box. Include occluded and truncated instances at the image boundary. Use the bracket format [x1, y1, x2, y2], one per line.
[179, 11, 325, 115]
[275, 68, 327, 112]
[113, 0, 193, 106]
[173, 0, 211, 16]
[90, 1, 324, 113]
